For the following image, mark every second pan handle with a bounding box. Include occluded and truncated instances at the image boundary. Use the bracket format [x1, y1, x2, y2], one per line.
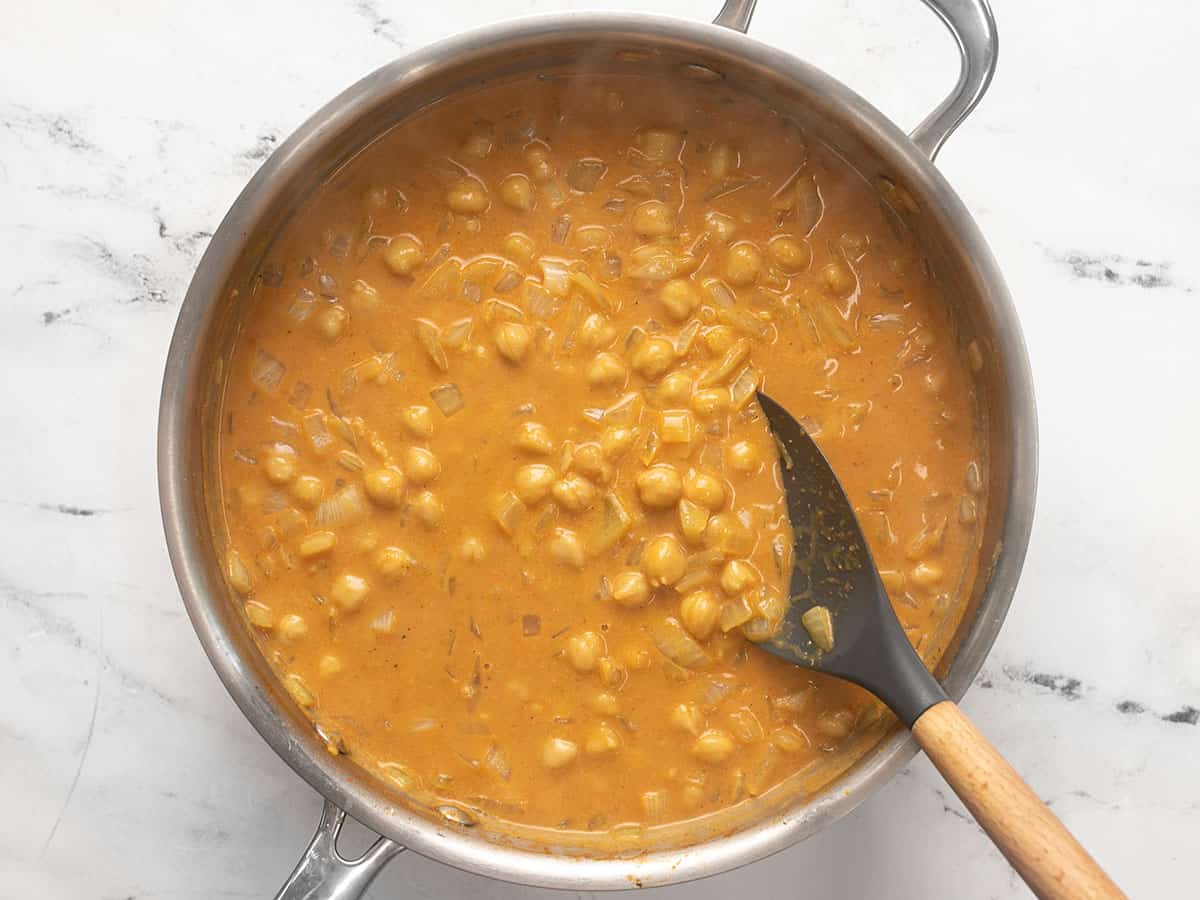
[712, 0, 999, 162]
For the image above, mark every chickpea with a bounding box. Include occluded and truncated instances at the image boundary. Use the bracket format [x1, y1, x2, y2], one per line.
[503, 231, 536, 264]
[631, 200, 676, 238]
[495, 321, 532, 363]
[705, 512, 755, 556]
[702, 324, 737, 355]
[263, 447, 298, 485]
[569, 443, 603, 478]
[298, 530, 337, 559]
[499, 173, 534, 210]
[363, 466, 406, 507]
[445, 177, 489, 214]
[347, 279, 380, 315]
[278, 613, 308, 642]
[551, 473, 597, 513]
[630, 337, 674, 379]
[723, 241, 763, 287]
[691, 728, 736, 764]
[587, 351, 627, 388]
[636, 464, 683, 509]
[821, 260, 857, 299]
[579, 312, 616, 349]
[460, 536, 486, 562]
[768, 235, 812, 274]
[382, 235, 424, 276]
[726, 439, 761, 474]
[683, 469, 727, 511]
[315, 305, 348, 341]
[514, 464, 557, 504]
[642, 534, 687, 587]
[410, 490, 444, 528]
[549, 527, 586, 568]
[720, 559, 760, 596]
[330, 573, 369, 613]
[401, 405, 435, 439]
[374, 545, 416, 579]
[318, 655, 343, 678]
[541, 737, 578, 769]
[566, 630, 605, 673]
[690, 387, 730, 418]
[589, 691, 620, 716]
[611, 570, 651, 608]
[291, 474, 324, 508]
[659, 279, 700, 321]
[601, 425, 636, 460]
[680, 589, 721, 641]
[403, 447, 441, 485]
[523, 141, 555, 182]
[515, 421, 555, 455]
[658, 371, 694, 405]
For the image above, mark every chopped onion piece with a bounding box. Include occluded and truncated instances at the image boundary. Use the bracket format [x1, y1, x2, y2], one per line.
[567, 158, 607, 193]
[701, 278, 736, 309]
[302, 410, 334, 454]
[800, 605, 834, 651]
[436, 805, 477, 827]
[703, 175, 758, 202]
[568, 270, 611, 312]
[491, 491, 524, 535]
[602, 197, 626, 214]
[252, 347, 286, 393]
[493, 268, 523, 294]
[719, 596, 755, 632]
[430, 382, 465, 417]
[525, 283, 557, 320]
[795, 176, 823, 234]
[522, 614, 541, 636]
[551, 215, 571, 245]
[315, 485, 368, 528]
[587, 492, 632, 554]
[730, 366, 760, 409]
[651, 617, 711, 670]
[441, 317, 473, 350]
[601, 252, 622, 280]
[539, 259, 570, 297]
[414, 318, 449, 372]
[674, 321, 700, 355]
[371, 609, 397, 634]
[717, 306, 771, 338]
[287, 288, 316, 322]
[484, 744, 512, 780]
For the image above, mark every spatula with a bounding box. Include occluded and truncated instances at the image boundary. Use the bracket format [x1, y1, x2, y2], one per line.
[755, 391, 1124, 900]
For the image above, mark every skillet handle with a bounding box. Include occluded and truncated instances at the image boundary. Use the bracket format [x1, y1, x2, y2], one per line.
[275, 800, 405, 900]
[713, 0, 998, 162]
[912, 702, 1126, 900]
[910, 0, 998, 160]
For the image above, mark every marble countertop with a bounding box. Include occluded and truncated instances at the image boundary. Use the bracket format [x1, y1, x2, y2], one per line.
[3, 0, 1196, 896]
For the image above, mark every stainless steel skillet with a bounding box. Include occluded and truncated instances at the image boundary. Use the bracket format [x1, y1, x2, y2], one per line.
[157, 1, 1037, 896]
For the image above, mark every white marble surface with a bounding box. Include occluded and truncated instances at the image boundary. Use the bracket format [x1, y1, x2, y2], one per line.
[2, 0, 1197, 896]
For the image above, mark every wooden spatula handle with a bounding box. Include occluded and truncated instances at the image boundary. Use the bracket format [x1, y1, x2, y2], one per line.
[911, 701, 1125, 899]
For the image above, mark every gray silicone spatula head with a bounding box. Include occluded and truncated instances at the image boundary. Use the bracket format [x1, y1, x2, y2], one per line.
[754, 391, 947, 727]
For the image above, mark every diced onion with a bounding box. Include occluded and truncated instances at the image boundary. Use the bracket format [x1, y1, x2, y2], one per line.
[315, 484, 367, 528]
[650, 617, 710, 670]
[568, 158, 607, 193]
[430, 382, 465, 417]
[251, 347, 286, 393]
